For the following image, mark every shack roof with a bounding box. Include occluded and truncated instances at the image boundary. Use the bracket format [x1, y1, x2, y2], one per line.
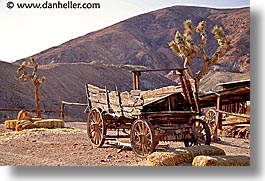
[216, 79, 250, 90]
[199, 85, 250, 108]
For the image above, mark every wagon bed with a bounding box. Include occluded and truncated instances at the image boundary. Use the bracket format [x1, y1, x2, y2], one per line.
[84, 68, 211, 157]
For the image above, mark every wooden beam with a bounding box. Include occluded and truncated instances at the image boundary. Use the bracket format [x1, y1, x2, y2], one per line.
[61, 103, 65, 123]
[132, 71, 141, 90]
[61, 101, 88, 106]
[215, 95, 223, 135]
[131, 68, 185, 73]
[216, 110, 250, 119]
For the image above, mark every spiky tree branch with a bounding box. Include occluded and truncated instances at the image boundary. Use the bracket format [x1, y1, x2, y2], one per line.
[169, 20, 230, 91]
[17, 58, 46, 118]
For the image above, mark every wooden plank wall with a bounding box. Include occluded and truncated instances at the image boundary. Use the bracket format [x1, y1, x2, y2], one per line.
[140, 86, 182, 105]
[86, 84, 143, 117]
[86, 84, 182, 117]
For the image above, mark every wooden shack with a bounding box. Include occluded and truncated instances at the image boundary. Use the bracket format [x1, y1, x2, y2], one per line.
[199, 79, 250, 133]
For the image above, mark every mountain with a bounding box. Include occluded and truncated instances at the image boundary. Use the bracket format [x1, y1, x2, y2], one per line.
[15, 6, 250, 74]
[0, 61, 175, 122]
[1, 6, 250, 122]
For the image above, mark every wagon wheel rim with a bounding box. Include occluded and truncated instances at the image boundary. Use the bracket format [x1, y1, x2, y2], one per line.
[131, 119, 156, 158]
[184, 119, 211, 147]
[87, 108, 106, 148]
[205, 109, 216, 125]
[205, 109, 217, 134]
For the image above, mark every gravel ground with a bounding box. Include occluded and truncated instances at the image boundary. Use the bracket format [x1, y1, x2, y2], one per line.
[0, 122, 250, 166]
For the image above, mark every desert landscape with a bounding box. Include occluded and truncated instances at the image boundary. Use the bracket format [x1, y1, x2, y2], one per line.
[0, 5, 250, 166]
[0, 122, 250, 166]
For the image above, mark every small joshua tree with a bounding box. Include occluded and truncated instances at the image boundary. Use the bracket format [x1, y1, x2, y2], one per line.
[169, 20, 230, 92]
[17, 58, 46, 118]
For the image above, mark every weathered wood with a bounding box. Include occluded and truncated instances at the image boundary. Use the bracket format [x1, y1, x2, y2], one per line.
[132, 71, 141, 90]
[61, 101, 88, 106]
[86, 83, 144, 115]
[87, 84, 106, 94]
[141, 111, 196, 123]
[215, 95, 222, 135]
[217, 110, 250, 119]
[90, 102, 108, 111]
[140, 86, 182, 99]
[180, 74, 194, 111]
[222, 116, 250, 126]
[130, 90, 141, 96]
[61, 103, 65, 122]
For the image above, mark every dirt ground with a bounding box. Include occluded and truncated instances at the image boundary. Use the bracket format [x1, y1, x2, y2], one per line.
[0, 122, 250, 166]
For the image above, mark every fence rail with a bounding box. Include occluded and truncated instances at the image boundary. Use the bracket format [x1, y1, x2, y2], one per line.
[0, 108, 61, 113]
[0, 101, 88, 123]
[60, 101, 88, 122]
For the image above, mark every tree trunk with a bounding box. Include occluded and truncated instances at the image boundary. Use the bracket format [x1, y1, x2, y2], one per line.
[34, 84, 41, 118]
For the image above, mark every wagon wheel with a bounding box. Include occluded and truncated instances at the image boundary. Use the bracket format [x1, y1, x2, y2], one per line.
[205, 109, 217, 134]
[184, 119, 211, 147]
[131, 119, 157, 158]
[87, 108, 106, 148]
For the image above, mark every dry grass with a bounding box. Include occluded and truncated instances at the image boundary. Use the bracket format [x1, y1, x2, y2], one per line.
[145, 150, 191, 166]
[192, 155, 250, 166]
[4, 120, 17, 130]
[34, 119, 64, 129]
[183, 145, 226, 158]
[137, 145, 226, 166]
[5, 119, 64, 131]
[0, 127, 86, 143]
[16, 120, 35, 131]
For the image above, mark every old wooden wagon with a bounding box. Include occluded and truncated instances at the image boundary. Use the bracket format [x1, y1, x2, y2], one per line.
[84, 68, 211, 157]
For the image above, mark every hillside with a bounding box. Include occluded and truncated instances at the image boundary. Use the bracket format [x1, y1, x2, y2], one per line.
[15, 6, 250, 74]
[0, 61, 175, 122]
[1, 6, 250, 121]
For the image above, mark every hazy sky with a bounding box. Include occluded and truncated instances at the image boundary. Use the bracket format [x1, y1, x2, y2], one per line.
[0, 0, 249, 62]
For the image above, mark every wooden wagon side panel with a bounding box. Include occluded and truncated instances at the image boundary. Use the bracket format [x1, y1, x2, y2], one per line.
[110, 90, 143, 117]
[86, 84, 191, 118]
[140, 86, 182, 105]
[86, 84, 109, 112]
[86, 84, 144, 117]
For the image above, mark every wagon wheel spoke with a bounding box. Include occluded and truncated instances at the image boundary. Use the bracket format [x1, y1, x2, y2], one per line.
[94, 131, 99, 143]
[137, 144, 142, 153]
[208, 111, 215, 119]
[98, 128, 103, 139]
[135, 128, 141, 136]
[96, 131, 102, 144]
[137, 123, 142, 133]
[93, 132, 98, 144]
[142, 144, 147, 154]
[92, 112, 97, 123]
[197, 137, 205, 145]
[131, 119, 156, 158]
[87, 108, 106, 148]
[142, 122, 147, 134]
[95, 112, 101, 124]
[205, 109, 217, 135]
[184, 119, 211, 147]
[145, 132, 151, 137]
[89, 124, 94, 131]
[145, 139, 152, 150]
[91, 131, 96, 143]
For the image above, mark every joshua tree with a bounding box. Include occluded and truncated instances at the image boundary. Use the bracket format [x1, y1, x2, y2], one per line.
[17, 58, 46, 118]
[169, 20, 230, 92]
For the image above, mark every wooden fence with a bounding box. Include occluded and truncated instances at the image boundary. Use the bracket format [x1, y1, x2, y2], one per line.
[0, 101, 88, 123]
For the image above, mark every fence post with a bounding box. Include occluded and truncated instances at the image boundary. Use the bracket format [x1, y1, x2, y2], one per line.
[61, 102, 65, 123]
